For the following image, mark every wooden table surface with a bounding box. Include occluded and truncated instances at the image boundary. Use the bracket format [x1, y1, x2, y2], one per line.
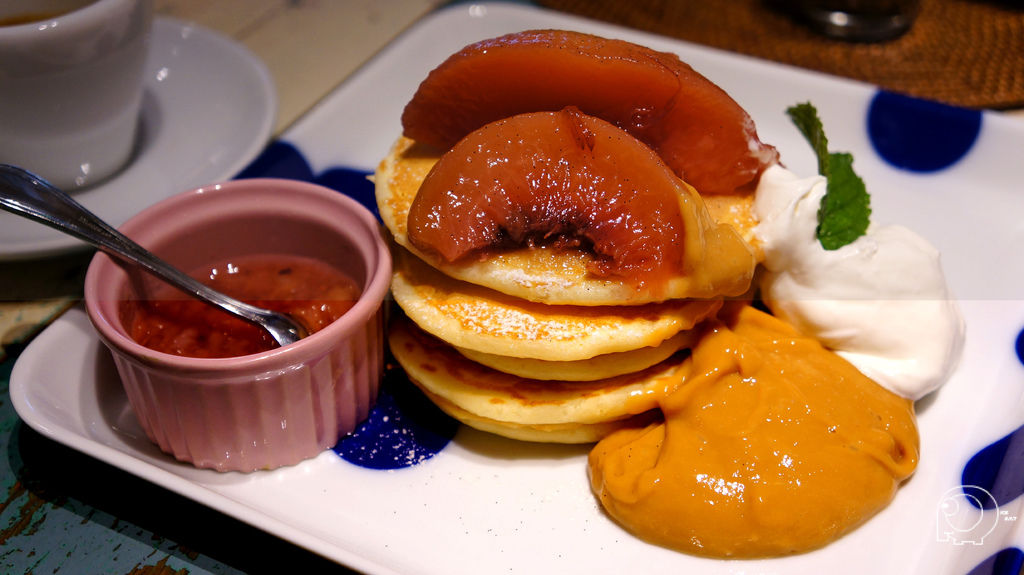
[0, 0, 446, 363]
[153, 0, 448, 136]
[1, 3, 445, 574]
[1, 1, 1021, 574]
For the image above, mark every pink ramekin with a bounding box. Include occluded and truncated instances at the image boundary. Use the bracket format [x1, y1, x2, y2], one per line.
[84, 178, 391, 472]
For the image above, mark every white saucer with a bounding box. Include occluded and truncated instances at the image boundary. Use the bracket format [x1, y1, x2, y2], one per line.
[0, 17, 276, 260]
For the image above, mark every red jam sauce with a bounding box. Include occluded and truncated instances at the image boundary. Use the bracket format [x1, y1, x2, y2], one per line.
[127, 254, 361, 358]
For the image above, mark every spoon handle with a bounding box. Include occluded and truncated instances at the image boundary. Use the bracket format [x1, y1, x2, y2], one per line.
[0, 164, 306, 346]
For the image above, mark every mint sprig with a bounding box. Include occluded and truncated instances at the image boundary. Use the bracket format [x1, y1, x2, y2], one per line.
[786, 102, 871, 250]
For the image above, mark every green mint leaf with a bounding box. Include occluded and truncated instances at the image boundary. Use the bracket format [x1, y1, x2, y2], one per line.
[785, 102, 871, 251]
[786, 102, 830, 177]
[817, 152, 871, 250]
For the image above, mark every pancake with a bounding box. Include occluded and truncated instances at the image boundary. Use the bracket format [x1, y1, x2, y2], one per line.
[421, 388, 660, 444]
[455, 330, 696, 381]
[376, 135, 760, 306]
[390, 244, 721, 361]
[388, 316, 688, 441]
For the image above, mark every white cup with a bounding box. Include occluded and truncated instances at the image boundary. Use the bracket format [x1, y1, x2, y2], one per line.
[0, 0, 153, 190]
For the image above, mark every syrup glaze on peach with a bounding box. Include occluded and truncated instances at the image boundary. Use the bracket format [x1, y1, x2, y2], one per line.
[401, 29, 778, 196]
[407, 108, 753, 291]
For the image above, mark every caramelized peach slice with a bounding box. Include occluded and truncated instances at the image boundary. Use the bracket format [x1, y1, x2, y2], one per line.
[402, 29, 778, 196]
[407, 108, 753, 293]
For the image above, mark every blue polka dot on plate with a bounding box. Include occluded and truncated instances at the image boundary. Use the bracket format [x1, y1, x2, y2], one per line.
[960, 325, 1024, 509]
[867, 91, 982, 173]
[967, 547, 1024, 575]
[333, 362, 458, 470]
[234, 140, 379, 219]
[237, 141, 458, 469]
[961, 424, 1024, 511]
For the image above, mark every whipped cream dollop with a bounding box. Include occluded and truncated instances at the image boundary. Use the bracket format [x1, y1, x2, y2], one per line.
[753, 164, 965, 400]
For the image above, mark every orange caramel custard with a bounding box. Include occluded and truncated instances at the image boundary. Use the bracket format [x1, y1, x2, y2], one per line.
[588, 304, 919, 557]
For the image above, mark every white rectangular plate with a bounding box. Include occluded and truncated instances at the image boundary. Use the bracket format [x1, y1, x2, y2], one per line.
[12, 3, 1024, 574]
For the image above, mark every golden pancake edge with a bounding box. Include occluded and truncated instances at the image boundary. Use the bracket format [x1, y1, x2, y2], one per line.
[390, 244, 720, 364]
[388, 316, 682, 443]
[376, 136, 762, 307]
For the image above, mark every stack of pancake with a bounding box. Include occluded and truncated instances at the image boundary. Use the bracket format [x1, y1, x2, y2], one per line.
[375, 134, 762, 443]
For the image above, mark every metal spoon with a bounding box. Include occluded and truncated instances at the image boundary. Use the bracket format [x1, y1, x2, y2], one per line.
[0, 164, 308, 347]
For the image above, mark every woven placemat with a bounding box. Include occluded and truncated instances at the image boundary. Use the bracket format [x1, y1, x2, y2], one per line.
[536, 0, 1024, 110]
